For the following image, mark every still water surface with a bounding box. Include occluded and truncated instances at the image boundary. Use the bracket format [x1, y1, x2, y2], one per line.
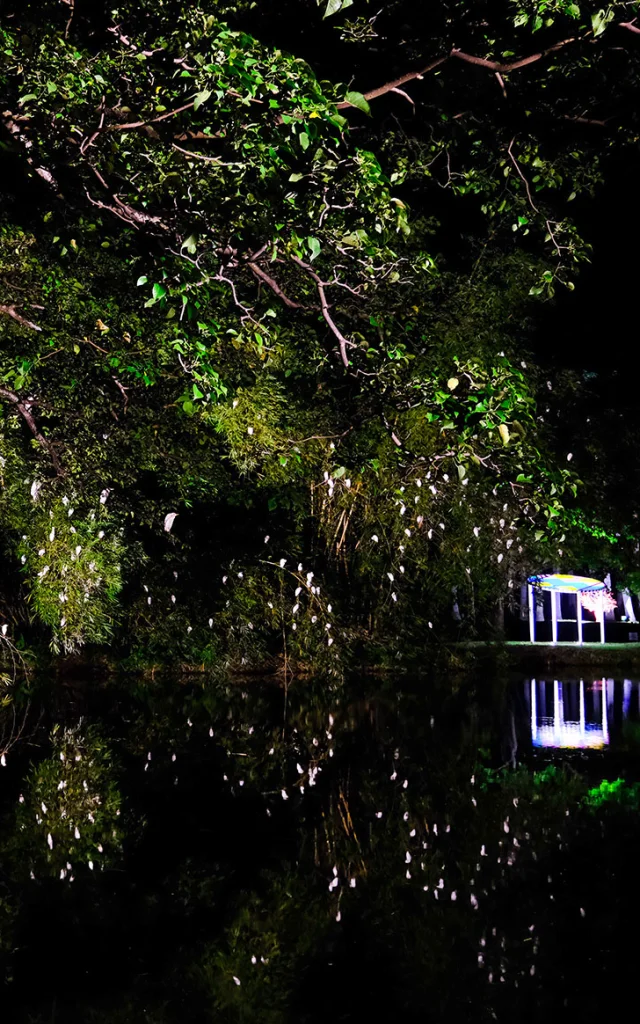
[2, 670, 640, 1023]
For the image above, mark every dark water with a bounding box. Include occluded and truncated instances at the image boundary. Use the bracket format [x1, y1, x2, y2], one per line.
[2, 670, 640, 1023]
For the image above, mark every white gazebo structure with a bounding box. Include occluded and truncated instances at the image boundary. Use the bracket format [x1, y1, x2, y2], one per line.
[530, 678, 611, 748]
[527, 573, 608, 645]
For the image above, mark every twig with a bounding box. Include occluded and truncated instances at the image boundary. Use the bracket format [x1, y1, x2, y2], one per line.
[171, 142, 237, 164]
[564, 114, 608, 126]
[109, 100, 195, 132]
[506, 138, 540, 214]
[80, 95, 107, 155]
[112, 378, 129, 412]
[620, 20, 640, 35]
[495, 72, 507, 98]
[390, 87, 415, 110]
[63, 0, 75, 39]
[81, 337, 109, 354]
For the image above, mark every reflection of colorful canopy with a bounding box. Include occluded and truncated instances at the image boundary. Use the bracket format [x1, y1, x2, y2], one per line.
[527, 573, 605, 593]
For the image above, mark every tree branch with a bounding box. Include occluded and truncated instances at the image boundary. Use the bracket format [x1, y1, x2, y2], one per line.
[0, 387, 63, 474]
[507, 138, 540, 214]
[451, 37, 577, 72]
[248, 263, 307, 309]
[109, 100, 195, 132]
[1, 111, 60, 192]
[0, 304, 42, 332]
[171, 142, 238, 165]
[290, 256, 353, 368]
[62, 0, 75, 39]
[336, 56, 447, 108]
[337, 35, 583, 111]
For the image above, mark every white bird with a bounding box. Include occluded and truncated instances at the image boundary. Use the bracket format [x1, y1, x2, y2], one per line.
[164, 513, 178, 533]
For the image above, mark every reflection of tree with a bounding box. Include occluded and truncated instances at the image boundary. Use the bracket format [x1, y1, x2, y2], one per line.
[0, 637, 33, 764]
[4, 675, 640, 1022]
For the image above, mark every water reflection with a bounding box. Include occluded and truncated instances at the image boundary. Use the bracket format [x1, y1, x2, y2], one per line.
[4, 671, 640, 1023]
[527, 678, 640, 750]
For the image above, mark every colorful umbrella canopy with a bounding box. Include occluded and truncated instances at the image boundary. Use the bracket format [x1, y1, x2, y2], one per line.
[527, 573, 606, 593]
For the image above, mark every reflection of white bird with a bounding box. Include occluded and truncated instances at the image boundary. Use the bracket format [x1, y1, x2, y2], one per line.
[164, 513, 178, 533]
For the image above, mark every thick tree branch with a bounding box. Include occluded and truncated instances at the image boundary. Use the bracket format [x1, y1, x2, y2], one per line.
[620, 20, 640, 35]
[0, 387, 63, 474]
[290, 256, 353, 368]
[450, 37, 577, 73]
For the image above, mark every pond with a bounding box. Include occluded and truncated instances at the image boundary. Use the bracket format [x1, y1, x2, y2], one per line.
[2, 669, 640, 1023]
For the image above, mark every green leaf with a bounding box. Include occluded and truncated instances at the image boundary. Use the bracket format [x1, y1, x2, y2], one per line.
[591, 8, 613, 36]
[333, 466, 346, 479]
[343, 91, 371, 116]
[136, 276, 148, 286]
[323, 0, 350, 17]
[152, 282, 167, 300]
[307, 236, 321, 261]
[288, 172, 304, 182]
[192, 383, 204, 400]
[18, 93, 37, 105]
[299, 131, 309, 151]
[193, 90, 212, 111]
[181, 234, 198, 255]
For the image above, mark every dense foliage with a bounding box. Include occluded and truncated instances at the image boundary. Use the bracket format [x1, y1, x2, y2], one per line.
[1, 0, 639, 663]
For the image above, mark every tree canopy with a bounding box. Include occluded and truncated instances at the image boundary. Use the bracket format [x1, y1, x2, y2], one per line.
[1, 0, 639, 663]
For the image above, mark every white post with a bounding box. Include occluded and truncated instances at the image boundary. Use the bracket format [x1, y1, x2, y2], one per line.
[553, 679, 561, 743]
[551, 590, 558, 644]
[577, 592, 583, 645]
[579, 680, 585, 741]
[602, 679, 609, 744]
[624, 679, 632, 717]
[528, 584, 535, 643]
[599, 594, 605, 644]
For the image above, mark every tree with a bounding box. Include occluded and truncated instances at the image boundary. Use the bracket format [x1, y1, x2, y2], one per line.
[0, 0, 638, 660]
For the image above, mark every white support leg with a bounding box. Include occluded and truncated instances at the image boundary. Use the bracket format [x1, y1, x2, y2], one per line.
[577, 592, 583, 645]
[579, 680, 585, 741]
[528, 585, 535, 643]
[551, 590, 558, 644]
[599, 595, 605, 644]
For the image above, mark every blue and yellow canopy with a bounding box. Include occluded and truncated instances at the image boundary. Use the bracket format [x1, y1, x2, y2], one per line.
[527, 573, 605, 593]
